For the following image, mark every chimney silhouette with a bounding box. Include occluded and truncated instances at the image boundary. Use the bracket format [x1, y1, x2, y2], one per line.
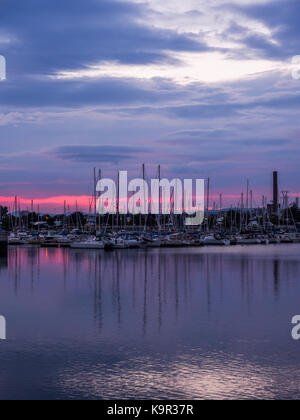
[273, 171, 278, 214]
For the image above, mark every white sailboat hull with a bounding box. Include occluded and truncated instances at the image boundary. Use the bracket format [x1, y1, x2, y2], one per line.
[70, 242, 105, 249]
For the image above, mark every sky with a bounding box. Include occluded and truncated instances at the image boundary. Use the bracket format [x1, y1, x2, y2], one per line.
[0, 0, 300, 212]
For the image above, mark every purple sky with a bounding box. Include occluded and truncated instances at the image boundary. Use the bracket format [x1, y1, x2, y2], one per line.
[0, 0, 300, 211]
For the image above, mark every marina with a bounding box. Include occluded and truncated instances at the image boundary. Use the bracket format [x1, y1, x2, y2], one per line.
[5, 230, 300, 250]
[1, 170, 299, 251]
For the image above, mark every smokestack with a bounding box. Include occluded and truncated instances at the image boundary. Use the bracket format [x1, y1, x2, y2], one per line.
[273, 171, 278, 214]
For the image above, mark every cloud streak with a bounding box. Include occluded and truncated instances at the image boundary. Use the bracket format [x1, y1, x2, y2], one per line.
[52, 145, 150, 163]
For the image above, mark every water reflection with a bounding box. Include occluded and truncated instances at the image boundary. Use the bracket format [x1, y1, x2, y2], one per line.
[0, 245, 300, 399]
[0, 248, 7, 271]
[2, 246, 298, 334]
[0, 247, 299, 335]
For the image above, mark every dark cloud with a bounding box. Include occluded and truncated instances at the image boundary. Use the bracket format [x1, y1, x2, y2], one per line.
[0, 0, 208, 76]
[0, 76, 183, 108]
[1, 72, 300, 113]
[163, 132, 291, 148]
[231, 138, 290, 147]
[168, 129, 232, 138]
[229, 0, 300, 59]
[116, 91, 300, 120]
[51, 145, 150, 163]
[161, 103, 242, 119]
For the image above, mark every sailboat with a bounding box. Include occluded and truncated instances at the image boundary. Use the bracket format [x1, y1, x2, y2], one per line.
[70, 237, 105, 249]
[201, 234, 230, 246]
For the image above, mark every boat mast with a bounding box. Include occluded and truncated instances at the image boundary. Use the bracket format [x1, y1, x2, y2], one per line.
[206, 177, 210, 232]
[14, 196, 18, 232]
[98, 169, 102, 233]
[117, 171, 120, 233]
[240, 192, 244, 232]
[140, 164, 145, 232]
[93, 168, 97, 232]
[143, 164, 148, 232]
[246, 179, 249, 228]
[158, 165, 161, 233]
[219, 193, 222, 233]
[37, 204, 40, 233]
[18, 200, 21, 231]
[31, 200, 33, 233]
[64, 200, 66, 229]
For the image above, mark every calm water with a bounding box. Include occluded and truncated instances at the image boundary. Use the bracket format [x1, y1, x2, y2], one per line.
[0, 244, 300, 400]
